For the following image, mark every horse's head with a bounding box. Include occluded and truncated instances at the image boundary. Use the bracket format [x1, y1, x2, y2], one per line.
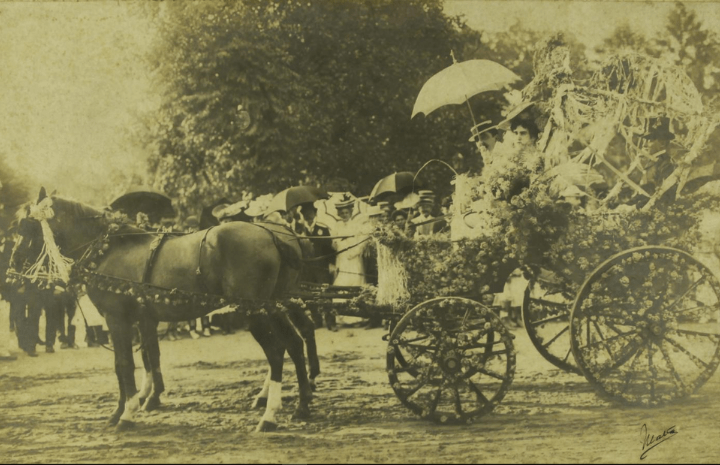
[9, 192, 46, 272]
[10, 187, 106, 274]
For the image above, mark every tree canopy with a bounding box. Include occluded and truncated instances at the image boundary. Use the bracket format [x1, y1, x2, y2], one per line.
[142, 1, 717, 216]
[144, 0, 484, 213]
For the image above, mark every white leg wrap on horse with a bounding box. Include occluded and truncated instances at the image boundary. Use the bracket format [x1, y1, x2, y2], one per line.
[120, 395, 141, 422]
[259, 370, 271, 396]
[138, 371, 153, 399]
[252, 370, 271, 408]
[261, 381, 282, 424]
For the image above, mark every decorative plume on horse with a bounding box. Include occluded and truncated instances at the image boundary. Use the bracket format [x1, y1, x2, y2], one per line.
[10, 187, 319, 433]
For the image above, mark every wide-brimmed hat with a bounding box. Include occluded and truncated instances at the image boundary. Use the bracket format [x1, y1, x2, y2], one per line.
[391, 209, 409, 221]
[377, 201, 392, 213]
[418, 190, 436, 205]
[367, 205, 384, 218]
[335, 193, 355, 210]
[212, 200, 248, 221]
[496, 101, 536, 131]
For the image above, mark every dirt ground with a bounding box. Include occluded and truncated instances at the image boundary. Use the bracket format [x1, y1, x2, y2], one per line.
[1, 322, 719, 464]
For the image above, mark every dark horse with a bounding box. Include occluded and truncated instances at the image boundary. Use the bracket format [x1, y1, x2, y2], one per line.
[12, 188, 319, 432]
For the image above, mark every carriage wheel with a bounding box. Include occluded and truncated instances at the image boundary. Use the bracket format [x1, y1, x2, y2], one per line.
[522, 279, 581, 374]
[387, 297, 515, 424]
[570, 246, 720, 405]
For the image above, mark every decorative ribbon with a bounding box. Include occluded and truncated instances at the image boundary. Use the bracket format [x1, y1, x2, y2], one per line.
[25, 198, 74, 284]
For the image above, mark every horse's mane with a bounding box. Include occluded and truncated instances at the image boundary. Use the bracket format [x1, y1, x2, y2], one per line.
[50, 196, 104, 220]
[50, 196, 150, 241]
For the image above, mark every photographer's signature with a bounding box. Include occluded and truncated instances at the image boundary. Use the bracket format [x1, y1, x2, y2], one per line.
[640, 424, 678, 459]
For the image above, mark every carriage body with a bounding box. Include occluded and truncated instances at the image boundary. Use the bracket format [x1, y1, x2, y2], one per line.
[307, 49, 720, 424]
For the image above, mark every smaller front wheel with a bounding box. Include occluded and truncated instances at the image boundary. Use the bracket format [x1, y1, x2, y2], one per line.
[387, 297, 516, 424]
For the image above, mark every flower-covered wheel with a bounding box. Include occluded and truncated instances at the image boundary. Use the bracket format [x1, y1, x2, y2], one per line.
[570, 246, 720, 405]
[522, 277, 581, 374]
[387, 297, 516, 424]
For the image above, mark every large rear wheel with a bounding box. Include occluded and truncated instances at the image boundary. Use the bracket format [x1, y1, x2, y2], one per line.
[570, 247, 720, 405]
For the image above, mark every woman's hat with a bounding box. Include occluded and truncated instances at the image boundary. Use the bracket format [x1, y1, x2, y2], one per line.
[391, 209, 409, 221]
[335, 193, 355, 210]
[212, 200, 248, 220]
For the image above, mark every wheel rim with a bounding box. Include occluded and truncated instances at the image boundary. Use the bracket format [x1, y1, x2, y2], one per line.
[570, 246, 720, 405]
[522, 279, 581, 374]
[387, 297, 516, 424]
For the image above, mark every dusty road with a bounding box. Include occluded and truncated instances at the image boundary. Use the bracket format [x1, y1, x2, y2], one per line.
[1, 324, 718, 464]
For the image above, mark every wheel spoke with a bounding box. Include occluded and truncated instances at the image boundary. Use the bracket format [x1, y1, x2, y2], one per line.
[562, 347, 572, 363]
[465, 379, 490, 407]
[648, 343, 656, 399]
[483, 349, 511, 357]
[658, 341, 688, 391]
[477, 367, 508, 381]
[592, 321, 613, 358]
[674, 302, 720, 317]
[666, 275, 705, 313]
[578, 330, 634, 350]
[620, 345, 646, 394]
[599, 339, 642, 376]
[541, 325, 570, 349]
[463, 339, 505, 349]
[398, 379, 427, 399]
[663, 336, 710, 369]
[529, 313, 568, 327]
[404, 343, 439, 353]
[459, 323, 492, 332]
[401, 334, 433, 344]
[427, 386, 443, 415]
[394, 363, 422, 374]
[675, 329, 720, 339]
[453, 387, 464, 416]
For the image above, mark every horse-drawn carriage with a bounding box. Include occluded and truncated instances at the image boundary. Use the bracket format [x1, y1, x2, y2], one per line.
[6, 46, 720, 431]
[293, 46, 720, 424]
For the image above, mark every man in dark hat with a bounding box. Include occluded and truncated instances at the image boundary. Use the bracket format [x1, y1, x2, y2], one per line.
[299, 203, 334, 285]
[376, 201, 393, 223]
[411, 190, 439, 237]
[299, 203, 337, 330]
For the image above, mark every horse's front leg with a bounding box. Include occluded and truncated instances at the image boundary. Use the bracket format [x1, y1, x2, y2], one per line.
[250, 322, 285, 433]
[105, 312, 140, 432]
[138, 317, 164, 412]
[276, 312, 313, 420]
[289, 306, 320, 391]
[108, 366, 126, 427]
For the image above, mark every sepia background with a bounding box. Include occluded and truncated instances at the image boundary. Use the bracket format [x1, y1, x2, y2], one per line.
[1, 1, 720, 463]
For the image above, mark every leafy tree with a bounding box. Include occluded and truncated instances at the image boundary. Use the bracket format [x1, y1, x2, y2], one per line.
[142, 0, 478, 214]
[0, 153, 31, 234]
[657, 2, 720, 100]
[596, 23, 654, 57]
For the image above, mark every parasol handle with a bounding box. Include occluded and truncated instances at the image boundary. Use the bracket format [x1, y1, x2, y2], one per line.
[464, 95, 478, 129]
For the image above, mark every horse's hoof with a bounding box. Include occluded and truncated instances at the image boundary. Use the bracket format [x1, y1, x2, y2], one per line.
[107, 412, 123, 427]
[292, 405, 311, 420]
[309, 379, 318, 392]
[115, 420, 135, 433]
[255, 420, 278, 433]
[142, 397, 161, 412]
[252, 397, 268, 409]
